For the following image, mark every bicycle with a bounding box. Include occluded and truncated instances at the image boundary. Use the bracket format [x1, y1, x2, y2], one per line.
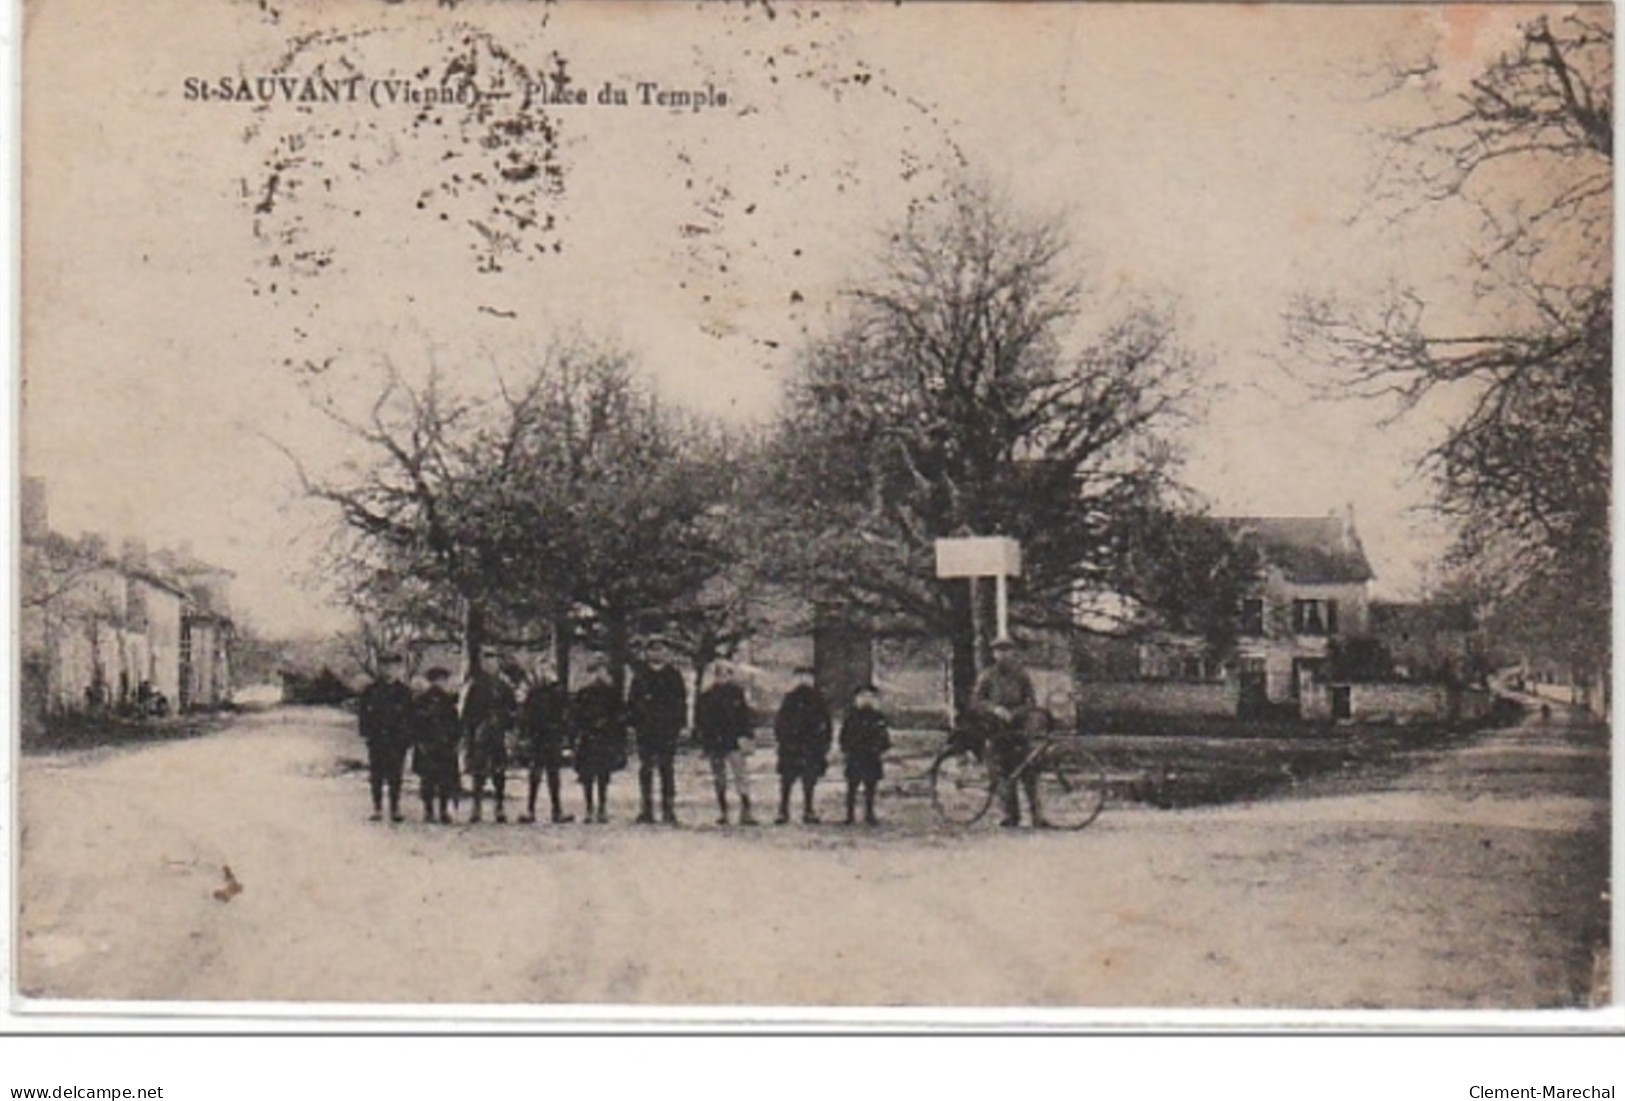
[929, 720, 1107, 830]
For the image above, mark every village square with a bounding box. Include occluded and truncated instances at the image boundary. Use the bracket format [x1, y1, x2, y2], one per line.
[12, 2, 1612, 1013]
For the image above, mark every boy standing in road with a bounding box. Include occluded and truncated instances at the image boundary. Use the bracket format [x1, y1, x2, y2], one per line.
[572, 657, 628, 824]
[461, 651, 518, 824]
[773, 665, 832, 824]
[840, 684, 891, 826]
[627, 640, 688, 825]
[694, 662, 758, 826]
[413, 666, 462, 824]
[356, 653, 414, 822]
[517, 664, 575, 824]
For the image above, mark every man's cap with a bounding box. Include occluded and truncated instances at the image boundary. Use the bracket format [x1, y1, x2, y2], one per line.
[378, 652, 405, 665]
[424, 666, 452, 681]
[792, 664, 816, 676]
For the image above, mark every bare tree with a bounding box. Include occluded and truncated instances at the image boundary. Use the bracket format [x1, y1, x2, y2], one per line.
[1290, 14, 1611, 702]
[276, 361, 525, 672]
[656, 430, 779, 690]
[500, 345, 741, 689]
[316, 532, 459, 677]
[766, 183, 1199, 709]
[280, 339, 743, 688]
[1369, 13, 1611, 292]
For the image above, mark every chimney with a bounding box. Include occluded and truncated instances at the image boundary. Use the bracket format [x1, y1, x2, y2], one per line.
[20, 477, 47, 542]
[1339, 502, 1357, 550]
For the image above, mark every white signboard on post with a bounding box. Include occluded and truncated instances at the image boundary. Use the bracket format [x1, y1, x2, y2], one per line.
[934, 536, 1022, 579]
[935, 535, 1023, 643]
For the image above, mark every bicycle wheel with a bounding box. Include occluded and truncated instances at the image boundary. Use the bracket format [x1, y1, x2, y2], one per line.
[930, 745, 995, 826]
[1035, 747, 1107, 830]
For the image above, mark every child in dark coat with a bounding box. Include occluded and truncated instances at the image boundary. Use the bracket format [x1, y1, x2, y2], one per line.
[413, 667, 463, 824]
[694, 662, 757, 826]
[518, 669, 574, 825]
[773, 666, 832, 824]
[572, 660, 628, 824]
[839, 684, 891, 826]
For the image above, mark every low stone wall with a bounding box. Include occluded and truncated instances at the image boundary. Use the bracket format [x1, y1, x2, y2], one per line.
[1075, 679, 1494, 729]
[1350, 682, 1449, 723]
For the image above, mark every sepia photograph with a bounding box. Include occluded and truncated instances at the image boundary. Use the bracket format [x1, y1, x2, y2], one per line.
[9, 0, 1614, 1018]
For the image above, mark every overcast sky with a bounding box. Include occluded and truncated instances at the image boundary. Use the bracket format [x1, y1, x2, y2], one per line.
[21, 1, 1558, 638]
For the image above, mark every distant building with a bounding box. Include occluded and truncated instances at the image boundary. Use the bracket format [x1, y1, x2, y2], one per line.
[1225, 512, 1374, 718]
[18, 478, 235, 727]
[1069, 510, 1482, 725]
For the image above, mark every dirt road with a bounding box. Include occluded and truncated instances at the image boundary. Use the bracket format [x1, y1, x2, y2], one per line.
[15, 703, 1609, 1008]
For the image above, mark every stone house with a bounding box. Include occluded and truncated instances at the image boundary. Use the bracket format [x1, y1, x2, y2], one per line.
[19, 478, 235, 725]
[1071, 510, 1446, 724]
[1226, 513, 1374, 719]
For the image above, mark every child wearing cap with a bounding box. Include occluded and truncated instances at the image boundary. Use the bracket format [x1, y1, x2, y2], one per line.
[356, 652, 414, 822]
[413, 667, 462, 824]
[772, 665, 832, 824]
[694, 662, 758, 826]
[572, 657, 628, 824]
[839, 684, 891, 826]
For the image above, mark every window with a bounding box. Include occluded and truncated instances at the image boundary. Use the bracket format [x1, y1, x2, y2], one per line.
[1292, 599, 1338, 636]
[1239, 597, 1264, 637]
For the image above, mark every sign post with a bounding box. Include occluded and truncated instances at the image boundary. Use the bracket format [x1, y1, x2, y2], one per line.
[934, 536, 1023, 642]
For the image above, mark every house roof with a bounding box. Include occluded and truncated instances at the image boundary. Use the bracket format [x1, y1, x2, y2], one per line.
[1221, 516, 1375, 585]
[182, 607, 235, 625]
[153, 548, 237, 579]
[123, 568, 192, 600]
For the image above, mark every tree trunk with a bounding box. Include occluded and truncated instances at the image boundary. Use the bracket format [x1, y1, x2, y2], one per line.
[605, 610, 630, 698]
[462, 599, 486, 680]
[808, 608, 871, 714]
[553, 613, 574, 688]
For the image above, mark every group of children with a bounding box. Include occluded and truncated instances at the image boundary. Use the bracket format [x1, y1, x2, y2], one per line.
[769, 667, 892, 827]
[354, 649, 894, 828]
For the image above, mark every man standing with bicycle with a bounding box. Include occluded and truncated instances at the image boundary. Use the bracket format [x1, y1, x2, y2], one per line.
[971, 637, 1047, 828]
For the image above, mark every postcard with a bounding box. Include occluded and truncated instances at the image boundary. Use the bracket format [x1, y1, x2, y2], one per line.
[11, 0, 1614, 1023]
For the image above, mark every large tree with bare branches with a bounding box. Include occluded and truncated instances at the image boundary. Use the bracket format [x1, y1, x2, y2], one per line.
[283, 364, 525, 671]
[285, 340, 738, 685]
[1291, 13, 1611, 703]
[497, 343, 739, 688]
[765, 184, 1199, 709]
